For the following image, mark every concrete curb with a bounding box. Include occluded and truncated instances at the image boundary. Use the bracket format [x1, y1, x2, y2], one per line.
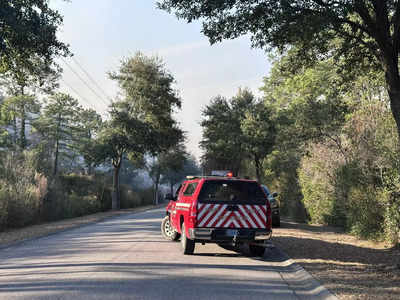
[268, 243, 338, 300]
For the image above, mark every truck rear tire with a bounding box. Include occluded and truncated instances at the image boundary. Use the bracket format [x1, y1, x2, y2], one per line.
[161, 216, 180, 241]
[181, 223, 195, 255]
[249, 244, 265, 257]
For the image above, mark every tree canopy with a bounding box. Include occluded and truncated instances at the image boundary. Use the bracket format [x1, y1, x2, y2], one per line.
[0, 0, 69, 71]
[159, 0, 400, 140]
[99, 52, 184, 209]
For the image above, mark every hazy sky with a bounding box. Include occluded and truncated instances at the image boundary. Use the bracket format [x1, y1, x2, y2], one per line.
[51, 0, 271, 160]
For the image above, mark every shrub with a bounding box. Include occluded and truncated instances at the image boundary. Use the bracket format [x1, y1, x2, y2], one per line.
[44, 174, 112, 221]
[347, 186, 384, 239]
[0, 185, 8, 230]
[298, 143, 344, 225]
[379, 184, 400, 246]
[0, 151, 47, 229]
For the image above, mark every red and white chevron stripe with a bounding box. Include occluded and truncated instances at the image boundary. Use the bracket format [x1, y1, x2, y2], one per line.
[196, 203, 267, 229]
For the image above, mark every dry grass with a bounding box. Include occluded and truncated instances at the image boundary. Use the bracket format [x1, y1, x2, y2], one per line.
[272, 219, 400, 299]
[0, 204, 163, 248]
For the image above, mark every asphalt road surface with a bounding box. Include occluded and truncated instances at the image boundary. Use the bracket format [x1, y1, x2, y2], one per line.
[0, 208, 336, 300]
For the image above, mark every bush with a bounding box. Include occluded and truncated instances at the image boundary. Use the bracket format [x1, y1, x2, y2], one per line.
[120, 184, 141, 209]
[298, 143, 344, 225]
[264, 149, 307, 221]
[0, 186, 9, 230]
[298, 99, 400, 245]
[347, 186, 384, 239]
[44, 173, 112, 221]
[0, 151, 46, 229]
[120, 185, 155, 209]
[380, 184, 400, 246]
[0, 150, 156, 232]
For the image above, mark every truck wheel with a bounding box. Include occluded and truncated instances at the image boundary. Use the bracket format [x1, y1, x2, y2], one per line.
[181, 223, 195, 255]
[161, 216, 179, 241]
[249, 244, 265, 257]
[273, 217, 281, 227]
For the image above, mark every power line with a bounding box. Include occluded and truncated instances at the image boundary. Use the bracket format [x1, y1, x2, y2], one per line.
[61, 57, 109, 107]
[71, 56, 112, 102]
[61, 78, 97, 110]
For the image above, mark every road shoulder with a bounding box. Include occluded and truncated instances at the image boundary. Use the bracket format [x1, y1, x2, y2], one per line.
[272, 219, 400, 300]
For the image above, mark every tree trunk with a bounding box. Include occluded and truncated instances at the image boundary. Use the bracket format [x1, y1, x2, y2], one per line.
[87, 164, 93, 175]
[112, 164, 121, 210]
[53, 114, 61, 176]
[20, 113, 26, 149]
[385, 61, 400, 143]
[154, 173, 160, 205]
[53, 137, 59, 176]
[170, 183, 174, 195]
[19, 89, 26, 149]
[12, 116, 17, 145]
[254, 154, 262, 183]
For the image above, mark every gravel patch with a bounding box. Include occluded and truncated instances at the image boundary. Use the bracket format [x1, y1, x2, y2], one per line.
[272, 219, 400, 300]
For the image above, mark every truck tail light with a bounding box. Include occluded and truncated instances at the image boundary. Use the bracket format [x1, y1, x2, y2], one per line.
[189, 203, 197, 225]
[266, 200, 272, 229]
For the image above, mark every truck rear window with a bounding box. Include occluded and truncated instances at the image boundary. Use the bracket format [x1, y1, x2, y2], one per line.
[198, 180, 265, 204]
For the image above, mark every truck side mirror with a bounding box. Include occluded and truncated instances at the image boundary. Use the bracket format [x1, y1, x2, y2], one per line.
[272, 192, 278, 197]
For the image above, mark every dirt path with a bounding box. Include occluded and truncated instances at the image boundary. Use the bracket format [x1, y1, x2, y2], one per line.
[272, 219, 400, 299]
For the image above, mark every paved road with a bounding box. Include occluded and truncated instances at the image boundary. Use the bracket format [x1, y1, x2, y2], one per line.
[0, 208, 335, 300]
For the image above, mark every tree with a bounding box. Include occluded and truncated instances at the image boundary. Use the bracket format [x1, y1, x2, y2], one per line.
[159, 0, 400, 143]
[76, 108, 103, 174]
[0, 55, 61, 97]
[200, 89, 254, 176]
[201, 96, 244, 175]
[241, 101, 276, 182]
[0, 1, 69, 73]
[0, 95, 41, 149]
[148, 142, 187, 201]
[162, 153, 200, 194]
[35, 93, 81, 176]
[100, 52, 183, 209]
[95, 112, 148, 210]
[0, 95, 11, 149]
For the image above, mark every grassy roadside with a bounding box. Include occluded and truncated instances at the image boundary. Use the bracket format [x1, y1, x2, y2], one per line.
[0, 203, 165, 248]
[272, 219, 400, 300]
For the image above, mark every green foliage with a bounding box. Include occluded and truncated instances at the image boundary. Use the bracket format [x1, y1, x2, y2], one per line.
[161, 152, 200, 194]
[297, 95, 400, 244]
[201, 88, 268, 176]
[0, 0, 69, 75]
[119, 185, 154, 209]
[158, 1, 395, 67]
[98, 52, 184, 209]
[0, 95, 41, 149]
[0, 151, 47, 229]
[75, 108, 103, 173]
[200, 95, 244, 174]
[35, 93, 82, 175]
[44, 174, 111, 221]
[241, 100, 276, 181]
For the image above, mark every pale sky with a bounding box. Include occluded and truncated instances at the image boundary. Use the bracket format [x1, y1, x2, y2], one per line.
[51, 0, 271, 160]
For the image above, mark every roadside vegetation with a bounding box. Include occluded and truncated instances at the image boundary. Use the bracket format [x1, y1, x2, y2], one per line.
[159, 0, 400, 246]
[0, 2, 199, 232]
[1, 1, 399, 247]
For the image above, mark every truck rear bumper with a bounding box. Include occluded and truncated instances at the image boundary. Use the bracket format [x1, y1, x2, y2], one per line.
[188, 228, 272, 242]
